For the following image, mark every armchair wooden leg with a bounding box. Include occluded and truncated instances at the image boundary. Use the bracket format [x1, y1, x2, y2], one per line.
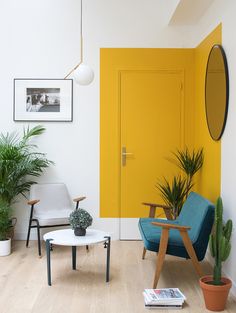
[180, 230, 203, 277]
[153, 228, 169, 288]
[142, 247, 146, 260]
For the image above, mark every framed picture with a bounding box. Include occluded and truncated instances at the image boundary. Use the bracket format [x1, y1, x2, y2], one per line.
[14, 79, 73, 122]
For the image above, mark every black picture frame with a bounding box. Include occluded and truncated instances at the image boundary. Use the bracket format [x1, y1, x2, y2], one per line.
[14, 78, 73, 122]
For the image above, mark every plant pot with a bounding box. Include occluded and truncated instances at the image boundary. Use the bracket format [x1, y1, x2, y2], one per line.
[7, 217, 17, 240]
[199, 275, 232, 311]
[0, 238, 11, 256]
[74, 227, 86, 236]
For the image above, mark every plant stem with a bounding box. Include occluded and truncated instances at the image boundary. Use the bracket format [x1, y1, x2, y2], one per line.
[213, 264, 222, 285]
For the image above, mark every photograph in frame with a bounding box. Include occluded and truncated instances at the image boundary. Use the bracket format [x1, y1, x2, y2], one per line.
[14, 79, 73, 121]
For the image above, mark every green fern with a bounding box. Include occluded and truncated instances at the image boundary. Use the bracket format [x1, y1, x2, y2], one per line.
[0, 125, 53, 205]
[0, 200, 12, 240]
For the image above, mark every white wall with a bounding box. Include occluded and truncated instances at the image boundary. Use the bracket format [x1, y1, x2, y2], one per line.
[0, 0, 194, 241]
[1, 0, 236, 296]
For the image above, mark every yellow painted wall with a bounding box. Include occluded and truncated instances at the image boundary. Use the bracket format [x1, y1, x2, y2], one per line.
[100, 25, 222, 217]
[193, 24, 222, 202]
[100, 48, 195, 217]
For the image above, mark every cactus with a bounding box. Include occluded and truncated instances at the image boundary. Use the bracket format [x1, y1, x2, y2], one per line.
[209, 197, 233, 285]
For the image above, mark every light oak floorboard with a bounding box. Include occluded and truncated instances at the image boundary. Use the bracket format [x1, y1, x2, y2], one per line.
[0, 241, 235, 313]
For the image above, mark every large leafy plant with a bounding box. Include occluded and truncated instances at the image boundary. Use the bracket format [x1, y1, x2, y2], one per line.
[156, 148, 203, 219]
[0, 125, 53, 205]
[0, 201, 12, 241]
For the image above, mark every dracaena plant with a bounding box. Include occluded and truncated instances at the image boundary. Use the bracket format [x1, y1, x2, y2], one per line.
[0, 125, 53, 205]
[156, 176, 192, 219]
[156, 148, 203, 218]
[170, 148, 204, 195]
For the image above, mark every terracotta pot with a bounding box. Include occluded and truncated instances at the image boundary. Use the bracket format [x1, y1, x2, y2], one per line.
[199, 275, 232, 311]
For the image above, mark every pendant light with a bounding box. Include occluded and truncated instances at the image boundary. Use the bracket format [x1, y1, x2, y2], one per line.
[65, 0, 94, 85]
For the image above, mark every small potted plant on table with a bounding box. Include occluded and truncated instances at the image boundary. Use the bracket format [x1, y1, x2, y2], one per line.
[0, 201, 12, 256]
[199, 197, 232, 311]
[69, 208, 93, 236]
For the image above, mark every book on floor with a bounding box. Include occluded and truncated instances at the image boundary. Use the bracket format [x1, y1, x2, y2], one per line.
[143, 288, 186, 309]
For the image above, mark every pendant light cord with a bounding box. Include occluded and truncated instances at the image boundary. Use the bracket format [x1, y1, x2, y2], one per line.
[80, 0, 83, 63]
[64, 0, 83, 79]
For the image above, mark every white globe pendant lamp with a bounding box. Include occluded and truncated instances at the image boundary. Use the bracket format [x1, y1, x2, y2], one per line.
[65, 0, 94, 85]
[73, 64, 94, 85]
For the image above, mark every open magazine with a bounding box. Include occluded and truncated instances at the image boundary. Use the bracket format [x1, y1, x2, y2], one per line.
[143, 288, 186, 308]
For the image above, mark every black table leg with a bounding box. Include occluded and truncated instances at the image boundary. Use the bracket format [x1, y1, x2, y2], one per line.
[72, 246, 76, 270]
[104, 236, 111, 282]
[46, 239, 53, 286]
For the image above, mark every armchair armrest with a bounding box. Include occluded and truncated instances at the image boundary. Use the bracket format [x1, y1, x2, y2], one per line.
[27, 199, 40, 206]
[73, 196, 86, 203]
[142, 202, 173, 220]
[142, 202, 171, 210]
[73, 196, 86, 209]
[152, 221, 191, 231]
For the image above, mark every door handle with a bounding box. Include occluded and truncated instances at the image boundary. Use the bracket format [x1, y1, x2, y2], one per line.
[122, 147, 133, 166]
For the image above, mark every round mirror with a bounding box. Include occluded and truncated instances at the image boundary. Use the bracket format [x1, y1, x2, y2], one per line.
[205, 44, 229, 141]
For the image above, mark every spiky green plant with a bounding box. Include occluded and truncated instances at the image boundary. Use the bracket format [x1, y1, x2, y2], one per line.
[157, 148, 204, 218]
[171, 148, 204, 196]
[0, 125, 53, 205]
[156, 176, 192, 219]
[209, 197, 233, 285]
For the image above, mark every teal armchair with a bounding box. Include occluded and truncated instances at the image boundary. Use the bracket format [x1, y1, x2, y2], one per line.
[139, 192, 215, 288]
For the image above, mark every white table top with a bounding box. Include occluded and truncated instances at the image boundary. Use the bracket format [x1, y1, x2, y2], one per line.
[43, 229, 110, 246]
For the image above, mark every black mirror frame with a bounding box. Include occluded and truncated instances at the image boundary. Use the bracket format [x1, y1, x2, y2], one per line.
[205, 44, 229, 141]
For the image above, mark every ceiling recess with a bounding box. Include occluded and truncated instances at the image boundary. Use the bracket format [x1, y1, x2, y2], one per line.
[168, 0, 216, 25]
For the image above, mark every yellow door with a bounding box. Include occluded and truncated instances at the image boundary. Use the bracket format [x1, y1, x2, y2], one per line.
[120, 70, 184, 222]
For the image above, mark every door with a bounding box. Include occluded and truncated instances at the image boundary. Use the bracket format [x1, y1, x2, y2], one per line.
[120, 70, 184, 239]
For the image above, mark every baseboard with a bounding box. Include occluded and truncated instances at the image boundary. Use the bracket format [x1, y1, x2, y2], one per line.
[205, 250, 236, 299]
[14, 228, 64, 241]
[15, 232, 38, 240]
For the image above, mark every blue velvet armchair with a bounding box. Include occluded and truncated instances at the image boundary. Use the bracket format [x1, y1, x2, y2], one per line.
[139, 192, 215, 288]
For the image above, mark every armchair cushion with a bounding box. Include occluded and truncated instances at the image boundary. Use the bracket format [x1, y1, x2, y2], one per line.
[139, 192, 215, 261]
[33, 209, 72, 226]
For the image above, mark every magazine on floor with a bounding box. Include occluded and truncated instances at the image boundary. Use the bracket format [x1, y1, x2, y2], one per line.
[143, 288, 186, 309]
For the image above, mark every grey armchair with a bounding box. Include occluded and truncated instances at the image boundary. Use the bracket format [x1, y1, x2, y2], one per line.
[26, 183, 86, 256]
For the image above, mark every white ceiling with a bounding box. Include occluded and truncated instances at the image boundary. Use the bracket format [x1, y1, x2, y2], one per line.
[168, 0, 216, 25]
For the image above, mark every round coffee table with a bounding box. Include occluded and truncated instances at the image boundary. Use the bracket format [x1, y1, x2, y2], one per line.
[43, 229, 111, 286]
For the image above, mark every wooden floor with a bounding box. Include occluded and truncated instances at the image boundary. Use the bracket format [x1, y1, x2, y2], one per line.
[0, 241, 235, 313]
